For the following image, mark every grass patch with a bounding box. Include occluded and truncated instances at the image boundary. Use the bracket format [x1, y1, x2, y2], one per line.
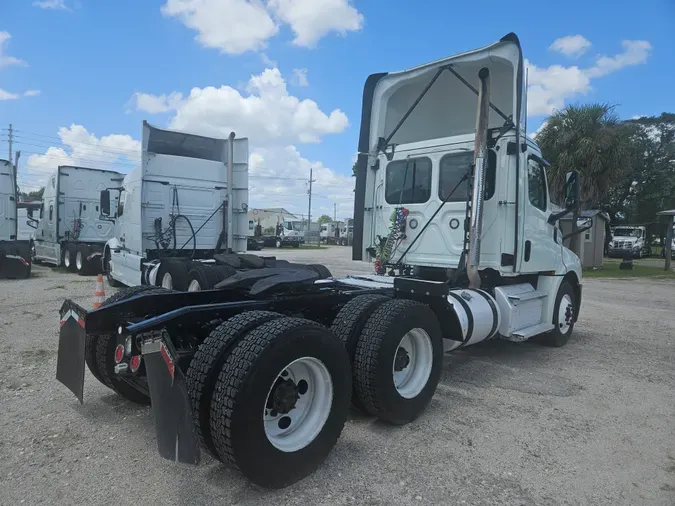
[584, 261, 675, 279]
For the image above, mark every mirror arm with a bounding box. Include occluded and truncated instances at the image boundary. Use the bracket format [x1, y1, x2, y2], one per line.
[563, 223, 592, 241]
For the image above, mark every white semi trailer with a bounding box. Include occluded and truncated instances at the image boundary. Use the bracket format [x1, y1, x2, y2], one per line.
[33, 165, 123, 275]
[0, 159, 32, 278]
[57, 33, 584, 489]
[101, 121, 251, 291]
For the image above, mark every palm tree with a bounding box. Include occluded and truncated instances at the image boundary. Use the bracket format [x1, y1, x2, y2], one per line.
[537, 103, 635, 207]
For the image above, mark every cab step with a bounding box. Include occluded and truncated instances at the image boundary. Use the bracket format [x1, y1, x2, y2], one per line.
[512, 322, 554, 340]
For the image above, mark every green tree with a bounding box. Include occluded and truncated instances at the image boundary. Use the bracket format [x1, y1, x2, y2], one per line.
[20, 187, 45, 201]
[537, 104, 635, 208]
[317, 214, 332, 224]
[352, 161, 357, 177]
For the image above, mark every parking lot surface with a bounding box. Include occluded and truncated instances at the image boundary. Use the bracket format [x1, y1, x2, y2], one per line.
[1, 246, 674, 505]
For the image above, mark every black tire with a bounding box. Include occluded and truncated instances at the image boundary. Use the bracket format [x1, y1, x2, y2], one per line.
[186, 311, 284, 459]
[210, 318, 351, 488]
[86, 285, 172, 398]
[306, 264, 332, 279]
[187, 264, 211, 291]
[63, 243, 77, 271]
[353, 299, 443, 425]
[211, 264, 237, 283]
[103, 249, 123, 288]
[75, 244, 90, 276]
[156, 259, 190, 290]
[331, 294, 390, 360]
[539, 281, 576, 348]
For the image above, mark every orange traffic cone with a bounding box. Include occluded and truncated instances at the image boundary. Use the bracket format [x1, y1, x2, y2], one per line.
[93, 274, 106, 309]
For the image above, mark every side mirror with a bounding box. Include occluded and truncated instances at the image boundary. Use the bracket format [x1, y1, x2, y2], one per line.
[100, 190, 111, 216]
[564, 170, 581, 211]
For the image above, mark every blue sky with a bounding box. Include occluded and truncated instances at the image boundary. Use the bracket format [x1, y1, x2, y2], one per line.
[1, 0, 674, 219]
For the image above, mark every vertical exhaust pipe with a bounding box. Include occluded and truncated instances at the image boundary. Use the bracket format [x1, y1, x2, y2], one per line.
[467, 67, 491, 289]
[227, 132, 235, 253]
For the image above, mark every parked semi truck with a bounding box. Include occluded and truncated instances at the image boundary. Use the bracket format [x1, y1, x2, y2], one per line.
[608, 225, 650, 258]
[56, 33, 584, 489]
[249, 208, 305, 248]
[320, 221, 342, 244]
[32, 165, 122, 275]
[101, 121, 254, 291]
[0, 159, 31, 278]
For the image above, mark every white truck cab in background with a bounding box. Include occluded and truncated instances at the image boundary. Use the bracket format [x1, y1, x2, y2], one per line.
[33, 165, 123, 274]
[101, 121, 250, 289]
[608, 225, 651, 258]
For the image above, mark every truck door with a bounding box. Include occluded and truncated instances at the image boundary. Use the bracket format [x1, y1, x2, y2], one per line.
[518, 156, 560, 273]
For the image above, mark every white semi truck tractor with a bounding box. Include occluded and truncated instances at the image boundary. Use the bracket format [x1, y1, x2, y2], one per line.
[33, 165, 123, 275]
[101, 121, 252, 291]
[56, 33, 583, 489]
[0, 159, 32, 278]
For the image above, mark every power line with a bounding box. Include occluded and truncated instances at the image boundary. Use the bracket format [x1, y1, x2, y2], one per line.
[9, 136, 141, 161]
[8, 128, 142, 156]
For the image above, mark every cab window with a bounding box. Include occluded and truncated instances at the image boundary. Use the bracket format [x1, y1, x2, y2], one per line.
[527, 161, 547, 212]
[385, 157, 431, 205]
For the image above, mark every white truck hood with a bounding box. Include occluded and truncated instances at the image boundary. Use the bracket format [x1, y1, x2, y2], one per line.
[368, 33, 524, 152]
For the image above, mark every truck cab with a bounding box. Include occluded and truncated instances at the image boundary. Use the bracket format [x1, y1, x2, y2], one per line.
[0, 159, 32, 278]
[608, 225, 650, 258]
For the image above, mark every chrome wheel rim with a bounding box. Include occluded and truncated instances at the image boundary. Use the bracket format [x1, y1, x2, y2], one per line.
[558, 294, 574, 334]
[161, 272, 173, 289]
[187, 279, 201, 292]
[263, 357, 333, 453]
[392, 328, 433, 399]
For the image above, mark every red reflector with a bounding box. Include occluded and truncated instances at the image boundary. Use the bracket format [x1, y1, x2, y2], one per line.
[114, 344, 124, 364]
[130, 355, 141, 372]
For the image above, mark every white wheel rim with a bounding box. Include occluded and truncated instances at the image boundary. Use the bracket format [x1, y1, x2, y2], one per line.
[276, 240, 281, 248]
[76, 251, 83, 270]
[263, 357, 333, 453]
[393, 328, 433, 399]
[64, 252, 70, 267]
[187, 279, 201, 292]
[161, 272, 173, 289]
[558, 294, 574, 335]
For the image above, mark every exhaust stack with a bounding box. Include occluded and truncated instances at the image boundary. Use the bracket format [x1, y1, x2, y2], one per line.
[227, 132, 235, 252]
[467, 67, 491, 289]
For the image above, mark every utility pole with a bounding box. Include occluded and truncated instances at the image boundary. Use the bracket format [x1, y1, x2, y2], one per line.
[306, 167, 315, 241]
[8, 124, 13, 162]
[333, 202, 337, 223]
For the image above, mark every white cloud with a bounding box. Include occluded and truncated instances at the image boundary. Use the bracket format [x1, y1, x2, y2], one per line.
[128, 67, 352, 216]
[248, 145, 354, 217]
[129, 91, 183, 113]
[33, 0, 71, 10]
[267, 0, 364, 47]
[549, 35, 591, 58]
[24, 125, 140, 189]
[24, 89, 41, 97]
[527, 38, 652, 117]
[292, 67, 308, 86]
[161, 0, 278, 55]
[161, 0, 363, 54]
[132, 67, 348, 144]
[0, 88, 20, 101]
[585, 40, 652, 78]
[260, 52, 277, 67]
[0, 31, 27, 70]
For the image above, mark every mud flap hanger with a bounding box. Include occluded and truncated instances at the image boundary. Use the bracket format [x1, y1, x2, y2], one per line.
[375, 64, 513, 161]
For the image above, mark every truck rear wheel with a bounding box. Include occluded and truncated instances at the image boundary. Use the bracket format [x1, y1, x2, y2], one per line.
[63, 243, 76, 271]
[186, 311, 284, 459]
[210, 317, 351, 488]
[87, 285, 173, 402]
[75, 245, 90, 276]
[156, 259, 190, 291]
[352, 299, 443, 425]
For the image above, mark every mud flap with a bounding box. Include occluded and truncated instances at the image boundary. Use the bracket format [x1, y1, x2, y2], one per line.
[142, 334, 200, 465]
[56, 300, 87, 403]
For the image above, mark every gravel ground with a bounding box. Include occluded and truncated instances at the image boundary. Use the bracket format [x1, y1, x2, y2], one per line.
[1, 247, 674, 506]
